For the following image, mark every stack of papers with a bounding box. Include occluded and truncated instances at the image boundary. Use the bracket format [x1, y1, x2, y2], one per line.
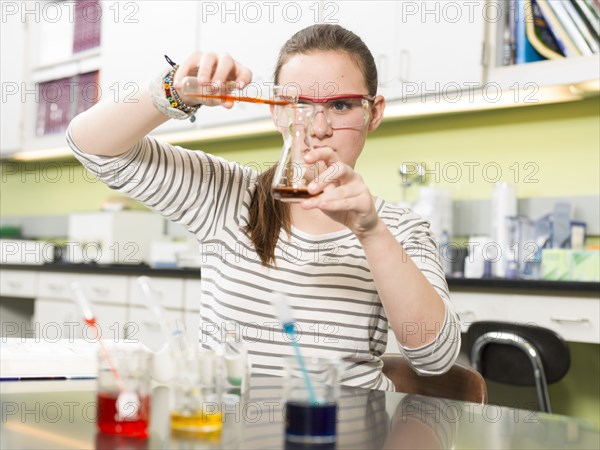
[0, 338, 98, 380]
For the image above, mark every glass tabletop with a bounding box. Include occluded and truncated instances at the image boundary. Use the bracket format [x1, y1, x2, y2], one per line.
[1, 376, 598, 449]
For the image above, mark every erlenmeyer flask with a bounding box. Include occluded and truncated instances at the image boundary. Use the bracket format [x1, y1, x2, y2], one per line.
[272, 103, 318, 202]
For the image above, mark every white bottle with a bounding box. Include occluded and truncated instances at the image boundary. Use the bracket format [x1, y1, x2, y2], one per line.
[491, 182, 517, 278]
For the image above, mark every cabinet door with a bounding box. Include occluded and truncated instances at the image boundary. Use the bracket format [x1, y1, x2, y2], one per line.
[33, 297, 127, 341]
[77, 274, 129, 305]
[195, 2, 317, 128]
[129, 277, 183, 309]
[503, 295, 600, 345]
[0, 14, 25, 156]
[395, 0, 485, 99]
[37, 272, 80, 300]
[99, 1, 199, 135]
[0, 270, 38, 298]
[332, 1, 400, 100]
[450, 292, 508, 333]
[35, 273, 129, 340]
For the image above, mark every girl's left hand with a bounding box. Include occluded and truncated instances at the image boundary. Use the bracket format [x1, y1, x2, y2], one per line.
[300, 147, 382, 238]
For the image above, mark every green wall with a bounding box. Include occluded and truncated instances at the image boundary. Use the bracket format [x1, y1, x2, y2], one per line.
[1, 97, 599, 216]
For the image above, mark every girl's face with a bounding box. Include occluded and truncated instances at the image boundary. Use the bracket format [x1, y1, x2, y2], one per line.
[274, 50, 385, 168]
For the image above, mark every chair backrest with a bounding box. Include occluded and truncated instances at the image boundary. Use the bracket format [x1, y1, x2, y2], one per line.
[381, 354, 488, 404]
[465, 321, 571, 386]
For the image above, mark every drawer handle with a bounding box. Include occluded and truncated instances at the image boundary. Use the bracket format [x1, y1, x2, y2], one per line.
[8, 281, 23, 289]
[48, 283, 63, 291]
[91, 286, 110, 295]
[550, 317, 590, 324]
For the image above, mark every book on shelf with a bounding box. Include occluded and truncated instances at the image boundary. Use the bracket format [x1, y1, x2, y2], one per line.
[503, 1, 517, 65]
[564, 0, 600, 52]
[527, 0, 566, 59]
[574, 0, 600, 38]
[507, 0, 600, 65]
[547, 0, 594, 55]
[535, 1, 581, 57]
[516, 0, 544, 63]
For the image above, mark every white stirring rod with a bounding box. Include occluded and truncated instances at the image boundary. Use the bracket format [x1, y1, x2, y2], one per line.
[136, 276, 171, 341]
[271, 293, 318, 404]
[136, 276, 191, 355]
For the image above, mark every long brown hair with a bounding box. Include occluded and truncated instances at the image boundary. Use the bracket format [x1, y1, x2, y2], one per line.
[246, 24, 378, 267]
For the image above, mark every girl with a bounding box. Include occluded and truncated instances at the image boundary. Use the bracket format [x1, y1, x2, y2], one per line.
[67, 24, 460, 391]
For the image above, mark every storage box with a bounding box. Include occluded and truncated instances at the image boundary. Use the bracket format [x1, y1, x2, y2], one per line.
[66, 211, 164, 265]
[541, 249, 600, 282]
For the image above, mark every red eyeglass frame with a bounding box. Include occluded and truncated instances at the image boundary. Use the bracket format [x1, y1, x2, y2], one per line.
[295, 94, 376, 103]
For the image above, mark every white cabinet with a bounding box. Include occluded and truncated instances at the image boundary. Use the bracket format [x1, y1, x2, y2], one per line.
[99, 1, 200, 136]
[451, 291, 600, 344]
[327, 1, 400, 100]
[1, 269, 201, 346]
[129, 277, 184, 309]
[0, 270, 38, 298]
[33, 273, 129, 340]
[0, 13, 25, 157]
[77, 274, 129, 305]
[194, 2, 317, 129]
[37, 272, 79, 299]
[33, 297, 127, 341]
[396, 1, 485, 99]
[482, 0, 600, 89]
[451, 292, 510, 333]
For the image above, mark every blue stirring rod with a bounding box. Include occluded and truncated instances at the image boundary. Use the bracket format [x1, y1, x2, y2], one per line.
[272, 294, 318, 405]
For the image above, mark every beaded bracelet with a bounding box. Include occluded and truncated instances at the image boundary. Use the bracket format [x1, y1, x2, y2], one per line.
[148, 55, 200, 122]
[163, 67, 200, 122]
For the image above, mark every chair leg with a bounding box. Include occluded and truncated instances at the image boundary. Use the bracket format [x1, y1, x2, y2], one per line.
[532, 357, 552, 413]
[471, 332, 553, 413]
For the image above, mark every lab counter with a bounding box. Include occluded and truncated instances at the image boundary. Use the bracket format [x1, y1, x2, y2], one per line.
[1, 377, 598, 449]
[2, 263, 599, 293]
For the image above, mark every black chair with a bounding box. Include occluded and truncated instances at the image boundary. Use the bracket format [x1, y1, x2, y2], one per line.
[465, 321, 570, 413]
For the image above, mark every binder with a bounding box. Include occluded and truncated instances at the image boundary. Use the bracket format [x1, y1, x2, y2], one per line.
[516, 0, 544, 63]
[564, 0, 600, 53]
[536, 0, 581, 56]
[574, 0, 600, 37]
[547, 0, 593, 55]
[527, 0, 565, 59]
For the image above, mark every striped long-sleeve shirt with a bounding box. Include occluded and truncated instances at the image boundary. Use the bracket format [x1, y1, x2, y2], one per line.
[67, 129, 461, 391]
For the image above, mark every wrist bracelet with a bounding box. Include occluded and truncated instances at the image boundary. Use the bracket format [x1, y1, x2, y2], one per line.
[148, 55, 201, 122]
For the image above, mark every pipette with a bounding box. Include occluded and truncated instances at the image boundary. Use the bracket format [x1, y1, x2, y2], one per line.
[70, 282, 126, 392]
[180, 76, 294, 106]
[271, 293, 317, 405]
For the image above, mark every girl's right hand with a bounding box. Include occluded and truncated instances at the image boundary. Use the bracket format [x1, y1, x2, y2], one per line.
[172, 51, 253, 109]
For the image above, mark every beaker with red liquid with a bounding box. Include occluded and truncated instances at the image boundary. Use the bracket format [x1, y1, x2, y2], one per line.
[96, 346, 153, 438]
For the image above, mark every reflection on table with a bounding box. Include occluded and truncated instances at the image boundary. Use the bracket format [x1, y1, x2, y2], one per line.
[0, 375, 598, 449]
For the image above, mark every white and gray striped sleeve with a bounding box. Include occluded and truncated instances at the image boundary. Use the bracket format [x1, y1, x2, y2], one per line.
[391, 210, 461, 375]
[66, 125, 253, 241]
